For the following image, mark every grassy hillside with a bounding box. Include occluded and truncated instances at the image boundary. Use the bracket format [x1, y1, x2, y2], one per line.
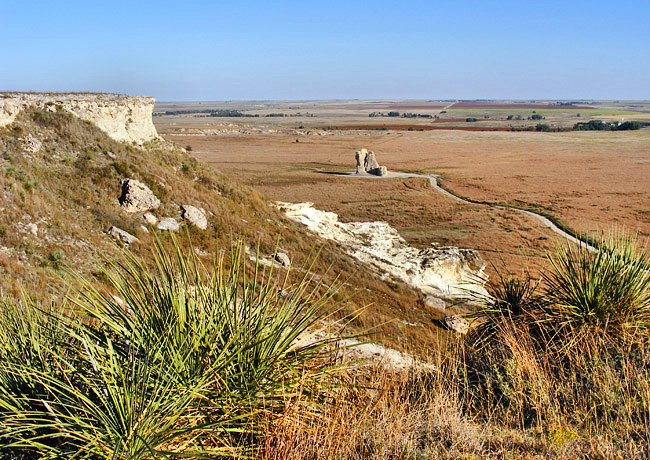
[0, 107, 450, 352]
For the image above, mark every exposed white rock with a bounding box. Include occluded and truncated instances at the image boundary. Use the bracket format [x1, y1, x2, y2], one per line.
[277, 202, 487, 299]
[422, 295, 448, 312]
[180, 205, 207, 230]
[0, 93, 158, 144]
[22, 134, 42, 153]
[143, 212, 158, 225]
[108, 226, 139, 245]
[27, 223, 38, 236]
[274, 252, 291, 268]
[355, 148, 388, 176]
[119, 179, 160, 213]
[444, 315, 470, 334]
[157, 217, 180, 232]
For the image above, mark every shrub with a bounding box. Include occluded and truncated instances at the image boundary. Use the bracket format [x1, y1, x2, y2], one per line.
[465, 118, 478, 122]
[535, 123, 552, 132]
[543, 232, 650, 336]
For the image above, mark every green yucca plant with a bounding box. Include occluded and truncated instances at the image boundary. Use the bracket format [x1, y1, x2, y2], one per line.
[0, 234, 347, 458]
[467, 270, 542, 350]
[544, 231, 650, 336]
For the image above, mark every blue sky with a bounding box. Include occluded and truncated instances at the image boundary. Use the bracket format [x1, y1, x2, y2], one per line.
[2, 0, 649, 100]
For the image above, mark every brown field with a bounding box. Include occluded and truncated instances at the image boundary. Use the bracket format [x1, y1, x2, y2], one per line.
[156, 104, 650, 278]
[450, 102, 593, 109]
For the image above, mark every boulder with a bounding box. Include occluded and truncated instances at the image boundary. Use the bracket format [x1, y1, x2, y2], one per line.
[143, 212, 158, 225]
[368, 165, 387, 176]
[119, 179, 160, 213]
[274, 252, 291, 268]
[422, 296, 448, 312]
[444, 315, 470, 334]
[23, 134, 42, 153]
[108, 226, 139, 245]
[157, 217, 180, 232]
[180, 205, 207, 230]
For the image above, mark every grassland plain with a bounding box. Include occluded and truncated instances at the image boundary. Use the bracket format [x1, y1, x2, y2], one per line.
[163, 124, 650, 278]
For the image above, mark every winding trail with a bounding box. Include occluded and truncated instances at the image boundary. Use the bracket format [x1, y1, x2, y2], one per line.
[340, 169, 597, 251]
[419, 173, 596, 251]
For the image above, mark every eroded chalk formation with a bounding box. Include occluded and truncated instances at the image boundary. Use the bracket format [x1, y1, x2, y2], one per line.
[0, 93, 159, 144]
[355, 148, 387, 176]
[277, 202, 487, 299]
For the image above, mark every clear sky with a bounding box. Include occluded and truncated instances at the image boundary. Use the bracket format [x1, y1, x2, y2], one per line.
[2, 0, 649, 101]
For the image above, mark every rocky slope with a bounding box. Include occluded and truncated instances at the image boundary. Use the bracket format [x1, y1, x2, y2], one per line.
[0, 93, 158, 143]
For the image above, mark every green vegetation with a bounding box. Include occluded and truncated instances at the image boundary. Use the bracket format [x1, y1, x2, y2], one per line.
[574, 119, 649, 131]
[465, 117, 478, 122]
[0, 236, 345, 458]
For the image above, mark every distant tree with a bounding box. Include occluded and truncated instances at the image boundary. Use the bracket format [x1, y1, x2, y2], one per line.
[531, 114, 544, 120]
[535, 123, 552, 132]
[387, 111, 400, 117]
[466, 117, 478, 122]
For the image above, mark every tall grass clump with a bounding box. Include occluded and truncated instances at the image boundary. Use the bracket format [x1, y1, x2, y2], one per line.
[0, 234, 344, 458]
[462, 230, 650, 456]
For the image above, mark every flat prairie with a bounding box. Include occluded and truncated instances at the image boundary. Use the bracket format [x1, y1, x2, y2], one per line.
[155, 100, 650, 277]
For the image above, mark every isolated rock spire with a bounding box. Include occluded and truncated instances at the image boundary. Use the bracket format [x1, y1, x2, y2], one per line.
[355, 148, 387, 176]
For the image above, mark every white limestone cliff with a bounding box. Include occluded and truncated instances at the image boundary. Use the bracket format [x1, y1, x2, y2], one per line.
[0, 93, 158, 143]
[277, 202, 487, 299]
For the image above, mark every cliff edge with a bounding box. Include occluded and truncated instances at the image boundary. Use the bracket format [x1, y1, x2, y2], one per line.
[0, 93, 158, 143]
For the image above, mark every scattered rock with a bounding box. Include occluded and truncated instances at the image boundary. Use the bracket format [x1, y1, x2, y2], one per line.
[143, 212, 158, 225]
[139, 225, 149, 233]
[422, 296, 448, 312]
[27, 223, 38, 236]
[180, 205, 207, 230]
[23, 134, 42, 153]
[355, 148, 388, 176]
[107, 151, 117, 159]
[274, 252, 291, 268]
[444, 315, 470, 334]
[157, 217, 180, 232]
[108, 226, 139, 245]
[119, 179, 161, 213]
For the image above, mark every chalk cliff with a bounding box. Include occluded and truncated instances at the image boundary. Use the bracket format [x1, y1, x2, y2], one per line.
[0, 93, 158, 143]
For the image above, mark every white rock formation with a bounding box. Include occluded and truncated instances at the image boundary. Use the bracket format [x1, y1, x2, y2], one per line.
[157, 217, 180, 232]
[143, 212, 158, 225]
[119, 179, 161, 213]
[444, 315, 470, 334]
[355, 148, 387, 176]
[278, 202, 487, 299]
[180, 205, 207, 230]
[274, 252, 291, 268]
[108, 226, 139, 245]
[0, 93, 158, 144]
[22, 134, 42, 153]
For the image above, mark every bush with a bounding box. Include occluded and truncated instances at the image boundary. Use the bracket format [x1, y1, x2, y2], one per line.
[535, 123, 552, 132]
[544, 232, 650, 335]
[465, 118, 478, 122]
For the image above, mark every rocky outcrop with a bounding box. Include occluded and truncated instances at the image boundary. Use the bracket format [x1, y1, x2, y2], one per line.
[355, 148, 387, 176]
[119, 179, 161, 213]
[180, 205, 207, 230]
[0, 93, 158, 143]
[277, 202, 487, 299]
[274, 252, 291, 268]
[157, 217, 180, 232]
[108, 226, 139, 245]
